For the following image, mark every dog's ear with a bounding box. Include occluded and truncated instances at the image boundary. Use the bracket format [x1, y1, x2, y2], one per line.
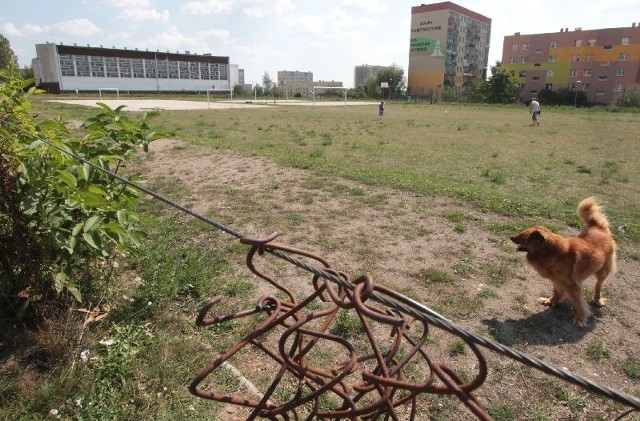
[530, 230, 546, 243]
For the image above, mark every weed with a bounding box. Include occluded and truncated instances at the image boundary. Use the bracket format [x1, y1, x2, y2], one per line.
[449, 340, 466, 357]
[330, 310, 364, 338]
[586, 340, 611, 361]
[622, 356, 640, 379]
[576, 165, 592, 174]
[418, 267, 455, 284]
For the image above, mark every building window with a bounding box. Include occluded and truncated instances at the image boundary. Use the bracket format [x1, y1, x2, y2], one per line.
[598, 75, 608, 81]
[545, 83, 553, 90]
[511, 43, 518, 51]
[532, 76, 540, 80]
[550, 40, 558, 48]
[157, 60, 168, 79]
[535, 48, 543, 54]
[179, 61, 189, 79]
[168, 61, 179, 78]
[510, 56, 516, 64]
[105, 57, 118, 78]
[546, 69, 554, 77]
[132, 59, 144, 78]
[595, 90, 605, 97]
[519, 70, 527, 77]
[619, 52, 628, 61]
[75, 55, 90, 77]
[583, 82, 590, 90]
[600, 61, 610, 66]
[573, 39, 582, 47]
[59, 54, 75, 76]
[534, 63, 541, 67]
[586, 54, 594, 62]
[118, 58, 131, 78]
[89, 56, 105, 77]
[569, 83, 577, 90]
[616, 68, 625, 76]
[570, 69, 577, 77]
[621, 37, 630, 45]
[200, 62, 210, 80]
[548, 55, 556, 63]
[588, 39, 597, 46]
[604, 45, 612, 49]
[522, 42, 529, 50]
[572, 54, 580, 62]
[521, 56, 528, 63]
[189, 62, 199, 79]
[145, 59, 157, 78]
[584, 69, 592, 76]
[614, 84, 624, 92]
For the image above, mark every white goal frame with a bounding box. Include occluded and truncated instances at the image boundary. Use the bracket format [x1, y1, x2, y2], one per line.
[310, 86, 348, 106]
[207, 88, 233, 109]
[98, 88, 120, 100]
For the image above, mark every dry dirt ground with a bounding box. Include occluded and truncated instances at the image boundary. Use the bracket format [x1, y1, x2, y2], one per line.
[139, 138, 640, 419]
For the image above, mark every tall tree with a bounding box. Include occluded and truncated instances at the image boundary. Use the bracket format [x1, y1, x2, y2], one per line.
[364, 65, 406, 99]
[261, 71, 274, 95]
[0, 34, 19, 69]
[480, 62, 520, 104]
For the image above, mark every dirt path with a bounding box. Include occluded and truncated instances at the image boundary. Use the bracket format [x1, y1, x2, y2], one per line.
[140, 138, 640, 418]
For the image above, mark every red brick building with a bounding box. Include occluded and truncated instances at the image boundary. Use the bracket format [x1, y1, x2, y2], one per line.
[502, 24, 640, 104]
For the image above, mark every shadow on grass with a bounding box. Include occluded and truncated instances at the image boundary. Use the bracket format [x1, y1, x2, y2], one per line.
[481, 304, 602, 346]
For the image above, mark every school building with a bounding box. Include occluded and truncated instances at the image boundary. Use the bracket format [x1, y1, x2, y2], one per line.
[408, 2, 492, 99]
[501, 24, 640, 104]
[32, 42, 236, 94]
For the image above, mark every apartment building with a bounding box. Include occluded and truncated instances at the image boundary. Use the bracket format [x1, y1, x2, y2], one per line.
[276, 70, 342, 97]
[502, 24, 640, 104]
[354, 65, 383, 87]
[408, 2, 491, 98]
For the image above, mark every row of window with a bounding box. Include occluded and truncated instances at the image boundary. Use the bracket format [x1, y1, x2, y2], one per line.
[509, 52, 629, 64]
[59, 55, 229, 80]
[519, 68, 626, 78]
[511, 36, 631, 51]
[528, 84, 626, 95]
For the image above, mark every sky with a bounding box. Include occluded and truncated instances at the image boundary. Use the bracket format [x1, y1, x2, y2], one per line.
[2, 0, 640, 88]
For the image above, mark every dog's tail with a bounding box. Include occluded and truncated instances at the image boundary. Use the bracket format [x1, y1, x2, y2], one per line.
[578, 197, 610, 232]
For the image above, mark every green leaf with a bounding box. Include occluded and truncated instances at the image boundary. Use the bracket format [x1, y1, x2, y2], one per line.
[82, 232, 100, 249]
[56, 170, 77, 188]
[83, 215, 101, 232]
[72, 222, 84, 236]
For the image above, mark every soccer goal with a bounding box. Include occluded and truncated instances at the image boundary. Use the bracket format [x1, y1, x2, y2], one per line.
[207, 88, 233, 109]
[309, 86, 348, 106]
[98, 88, 120, 100]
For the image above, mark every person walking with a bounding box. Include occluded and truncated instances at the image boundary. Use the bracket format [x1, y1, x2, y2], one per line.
[378, 100, 385, 119]
[530, 97, 541, 126]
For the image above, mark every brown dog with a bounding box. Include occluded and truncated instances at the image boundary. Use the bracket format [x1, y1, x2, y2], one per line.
[510, 198, 617, 327]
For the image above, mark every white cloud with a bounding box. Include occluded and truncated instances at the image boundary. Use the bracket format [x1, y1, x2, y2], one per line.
[182, 0, 234, 15]
[243, 7, 269, 18]
[2, 22, 45, 37]
[104, 0, 150, 7]
[148, 27, 231, 53]
[53, 19, 101, 37]
[118, 9, 170, 22]
[343, 0, 389, 13]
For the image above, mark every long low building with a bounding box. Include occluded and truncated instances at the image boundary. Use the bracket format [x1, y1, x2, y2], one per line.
[32, 43, 231, 94]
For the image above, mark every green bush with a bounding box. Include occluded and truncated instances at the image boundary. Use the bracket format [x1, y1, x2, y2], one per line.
[0, 67, 162, 311]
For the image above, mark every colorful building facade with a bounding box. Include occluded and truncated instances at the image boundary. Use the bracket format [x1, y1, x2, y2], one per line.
[501, 24, 640, 104]
[408, 2, 491, 98]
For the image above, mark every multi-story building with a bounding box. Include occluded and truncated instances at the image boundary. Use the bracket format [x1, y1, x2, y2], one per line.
[354, 65, 383, 87]
[408, 2, 491, 98]
[502, 24, 640, 104]
[276, 70, 342, 97]
[32, 42, 232, 93]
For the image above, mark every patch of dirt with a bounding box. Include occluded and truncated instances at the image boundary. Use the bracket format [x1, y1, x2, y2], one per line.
[139, 138, 640, 418]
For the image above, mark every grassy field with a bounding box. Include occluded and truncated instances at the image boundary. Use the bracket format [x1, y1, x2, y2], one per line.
[145, 101, 639, 240]
[3, 97, 640, 420]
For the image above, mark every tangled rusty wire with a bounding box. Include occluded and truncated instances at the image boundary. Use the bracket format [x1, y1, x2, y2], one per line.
[189, 233, 492, 420]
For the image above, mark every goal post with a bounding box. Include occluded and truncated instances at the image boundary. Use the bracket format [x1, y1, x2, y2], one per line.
[207, 88, 233, 109]
[98, 88, 120, 100]
[310, 86, 348, 106]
